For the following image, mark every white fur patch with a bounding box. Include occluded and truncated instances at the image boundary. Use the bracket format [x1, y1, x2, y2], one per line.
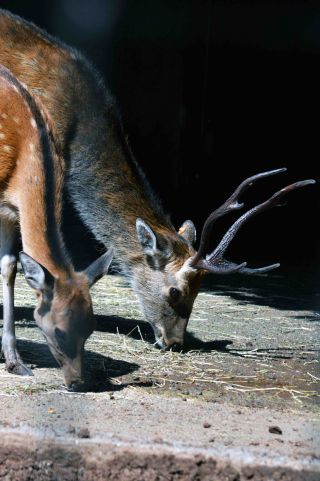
[0, 205, 18, 222]
[2, 145, 12, 153]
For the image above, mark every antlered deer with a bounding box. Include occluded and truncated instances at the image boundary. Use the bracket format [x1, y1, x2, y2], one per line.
[0, 10, 314, 350]
[0, 64, 113, 389]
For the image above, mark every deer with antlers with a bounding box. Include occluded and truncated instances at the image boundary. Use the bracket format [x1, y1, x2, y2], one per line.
[0, 64, 113, 389]
[0, 9, 315, 353]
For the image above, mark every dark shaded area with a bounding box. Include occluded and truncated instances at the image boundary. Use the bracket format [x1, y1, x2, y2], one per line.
[201, 273, 320, 311]
[93, 308, 320, 357]
[95, 314, 154, 339]
[183, 336, 233, 353]
[0, 303, 247, 354]
[0, 334, 140, 393]
[1, 0, 319, 278]
[94, 312, 234, 352]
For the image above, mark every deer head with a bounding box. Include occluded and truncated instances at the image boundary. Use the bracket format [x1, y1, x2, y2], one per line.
[135, 169, 315, 350]
[19, 249, 113, 390]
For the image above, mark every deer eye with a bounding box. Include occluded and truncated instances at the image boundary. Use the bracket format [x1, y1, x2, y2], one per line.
[169, 287, 181, 302]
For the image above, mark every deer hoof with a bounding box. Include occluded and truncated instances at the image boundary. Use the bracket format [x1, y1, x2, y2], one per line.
[6, 361, 33, 376]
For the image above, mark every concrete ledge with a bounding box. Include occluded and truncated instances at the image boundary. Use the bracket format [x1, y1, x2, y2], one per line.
[1, 430, 319, 481]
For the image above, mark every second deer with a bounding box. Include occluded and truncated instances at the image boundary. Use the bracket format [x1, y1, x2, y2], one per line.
[0, 65, 113, 390]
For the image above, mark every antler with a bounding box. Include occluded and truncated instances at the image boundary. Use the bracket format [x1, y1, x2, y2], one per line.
[190, 169, 315, 275]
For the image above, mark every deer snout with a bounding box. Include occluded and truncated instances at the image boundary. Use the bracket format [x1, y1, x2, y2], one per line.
[43, 332, 85, 389]
[164, 342, 183, 352]
[67, 380, 86, 392]
[61, 355, 85, 391]
[63, 352, 86, 392]
[153, 325, 185, 350]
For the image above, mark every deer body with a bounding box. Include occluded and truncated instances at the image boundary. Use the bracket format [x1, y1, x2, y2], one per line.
[0, 65, 113, 388]
[0, 9, 204, 348]
[0, 10, 314, 350]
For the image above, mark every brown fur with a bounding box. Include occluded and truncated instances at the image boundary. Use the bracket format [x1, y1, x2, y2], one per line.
[0, 74, 66, 276]
[0, 13, 75, 144]
[0, 65, 112, 387]
[0, 9, 202, 348]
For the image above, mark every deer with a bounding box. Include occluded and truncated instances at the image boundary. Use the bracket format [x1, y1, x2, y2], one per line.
[0, 9, 315, 352]
[0, 64, 114, 390]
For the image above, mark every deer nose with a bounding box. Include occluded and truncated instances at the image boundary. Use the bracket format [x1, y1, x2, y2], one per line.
[170, 342, 182, 352]
[67, 381, 86, 392]
[163, 342, 182, 352]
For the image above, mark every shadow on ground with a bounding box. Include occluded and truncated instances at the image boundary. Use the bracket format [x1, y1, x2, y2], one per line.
[3, 302, 317, 364]
[201, 273, 320, 314]
[0, 304, 237, 358]
[95, 314, 234, 352]
[0, 335, 140, 393]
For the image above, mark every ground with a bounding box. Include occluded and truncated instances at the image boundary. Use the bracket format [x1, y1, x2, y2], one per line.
[0, 271, 319, 480]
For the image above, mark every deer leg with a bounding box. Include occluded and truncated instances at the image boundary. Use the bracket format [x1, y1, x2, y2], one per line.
[0, 218, 33, 375]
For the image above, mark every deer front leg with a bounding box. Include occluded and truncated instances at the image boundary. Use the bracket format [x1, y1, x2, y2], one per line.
[0, 219, 33, 376]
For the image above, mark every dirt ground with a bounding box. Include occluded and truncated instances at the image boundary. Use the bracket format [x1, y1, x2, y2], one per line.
[0, 270, 319, 480]
[1, 271, 319, 408]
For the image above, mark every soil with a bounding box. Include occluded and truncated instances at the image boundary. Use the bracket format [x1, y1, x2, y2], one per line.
[0, 271, 319, 480]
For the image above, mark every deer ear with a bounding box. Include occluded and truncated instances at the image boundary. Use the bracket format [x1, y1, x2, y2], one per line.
[178, 220, 196, 246]
[19, 252, 54, 291]
[84, 248, 114, 287]
[136, 219, 158, 255]
[136, 218, 171, 269]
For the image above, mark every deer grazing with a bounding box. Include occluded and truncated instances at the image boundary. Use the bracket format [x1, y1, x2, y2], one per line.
[0, 9, 315, 351]
[0, 64, 113, 389]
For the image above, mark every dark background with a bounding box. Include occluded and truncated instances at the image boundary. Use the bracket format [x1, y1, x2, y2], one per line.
[2, 0, 319, 281]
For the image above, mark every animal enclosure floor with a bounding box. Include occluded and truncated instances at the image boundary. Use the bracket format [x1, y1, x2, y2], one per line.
[1, 272, 319, 409]
[0, 272, 319, 478]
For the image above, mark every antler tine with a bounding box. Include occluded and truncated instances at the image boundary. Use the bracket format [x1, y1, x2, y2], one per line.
[194, 179, 315, 275]
[191, 168, 287, 266]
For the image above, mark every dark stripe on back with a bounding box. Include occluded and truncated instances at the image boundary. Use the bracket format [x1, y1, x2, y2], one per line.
[0, 64, 69, 272]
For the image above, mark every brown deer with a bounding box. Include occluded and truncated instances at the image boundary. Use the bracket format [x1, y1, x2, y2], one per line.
[0, 10, 314, 351]
[0, 64, 113, 389]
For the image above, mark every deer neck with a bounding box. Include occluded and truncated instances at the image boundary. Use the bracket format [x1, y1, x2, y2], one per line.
[67, 124, 174, 268]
